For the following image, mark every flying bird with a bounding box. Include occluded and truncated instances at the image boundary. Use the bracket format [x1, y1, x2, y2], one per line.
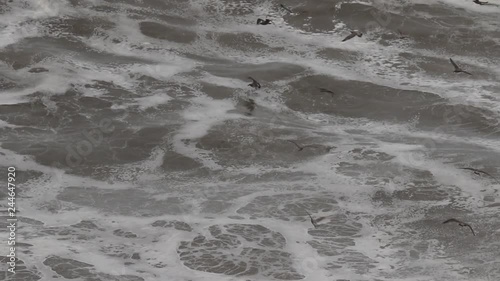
[248, 77, 261, 89]
[449, 58, 472, 75]
[287, 140, 320, 151]
[280, 4, 293, 13]
[342, 30, 362, 42]
[318, 87, 335, 97]
[257, 18, 272, 25]
[443, 218, 476, 236]
[460, 167, 500, 184]
[473, 0, 488, 5]
[304, 209, 328, 228]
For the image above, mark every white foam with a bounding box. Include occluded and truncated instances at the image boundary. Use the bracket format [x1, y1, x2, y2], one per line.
[0, 119, 19, 128]
[0, 0, 71, 49]
[200, 73, 249, 89]
[172, 95, 242, 169]
[436, 0, 500, 14]
[4, 1, 500, 280]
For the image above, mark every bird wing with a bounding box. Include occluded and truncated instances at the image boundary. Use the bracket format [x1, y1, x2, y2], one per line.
[315, 216, 328, 223]
[467, 224, 476, 236]
[462, 168, 500, 184]
[460, 167, 476, 172]
[319, 88, 334, 94]
[280, 4, 293, 13]
[478, 171, 500, 184]
[303, 209, 318, 227]
[474, 169, 490, 176]
[302, 144, 322, 149]
[248, 76, 257, 83]
[287, 140, 301, 149]
[449, 58, 460, 71]
[303, 209, 313, 219]
[443, 218, 461, 224]
[342, 33, 356, 42]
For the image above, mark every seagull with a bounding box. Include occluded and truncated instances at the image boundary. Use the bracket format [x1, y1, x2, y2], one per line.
[318, 87, 335, 97]
[280, 3, 293, 13]
[443, 218, 476, 236]
[342, 30, 362, 42]
[304, 209, 328, 228]
[397, 29, 408, 39]
[257, 18, 272, 25]
[286, 140, 320, 151]
[473, 0, 488, 5]
[460, 167, 500, 184]
[449, 58, 472, 75]
[248, 77, 261, 89]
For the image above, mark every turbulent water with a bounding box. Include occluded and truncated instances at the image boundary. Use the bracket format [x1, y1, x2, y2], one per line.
[1, 0, 500, 280]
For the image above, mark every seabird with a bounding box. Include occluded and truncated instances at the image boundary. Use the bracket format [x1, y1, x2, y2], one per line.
[280, 4, 293, 13]
[473, 0, 488, 5]
[318, 87, 335, 97]
[304, 209, 327, 228]
[248, 77, 261, 89]
[460, 167, 500, 184]
[443, 218, 476, 236]
[342, 30, 362, 42]
[287, 140, 320, 151]
[450, 58, 472, 75]
[257, 18, 272, 25]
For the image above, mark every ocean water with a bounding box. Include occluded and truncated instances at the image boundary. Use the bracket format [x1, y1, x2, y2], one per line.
[0, 0, 499, 280]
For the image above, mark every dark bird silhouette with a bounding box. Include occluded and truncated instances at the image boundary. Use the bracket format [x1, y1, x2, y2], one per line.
[287, 140, 320, 151]
[257, 18, 272, 25]
[304, 209, 328, 228]
[244, 98, 256, 113]
[318, 87, 335, 97]
[450, 58, 472, 75]
[460, 167, 500, 184]
[473, 0, 488, 5]
[342, 30, 362, 42]
[443, 218, 476, 236]
[397, 29, 408, 39]
[280, 4, 293, 13]
[248, 77, 261, 89]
